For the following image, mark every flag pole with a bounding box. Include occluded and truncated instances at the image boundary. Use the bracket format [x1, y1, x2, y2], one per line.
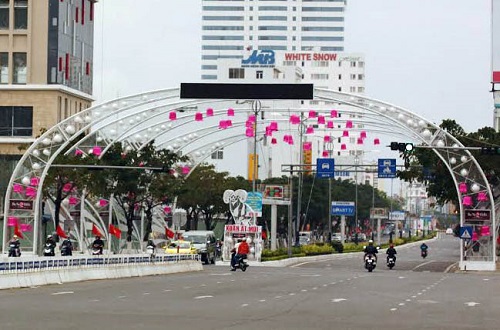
[107, 194, 113, 255]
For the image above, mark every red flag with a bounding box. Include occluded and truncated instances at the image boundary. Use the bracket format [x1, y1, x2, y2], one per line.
[165, 227, 175, 239]
[109, 224, 121, 239]
[92, 223, 103, 237]
[56, 225, 68, 238]
[14, 225, 24, 239]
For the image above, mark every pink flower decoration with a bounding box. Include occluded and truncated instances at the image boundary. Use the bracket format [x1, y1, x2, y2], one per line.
[26, 187, 37, 197]
[13, 184, 23, 193]
[206, 108, 214, 116]
[459, 182, 467, 193]
[308, 110, 316, 119]
[265, 128, 272, 137]
[477, 192, 488, 202]
[227, 108, 235, 116]
[481, 225, 490, 236]
[342, 130, 349, 137]
[246, 128, 254, 137]
[306, 126, 314, 134]
[69, 196, 79, 205]
[346, 121, 353, 129]
[374, 138, 380, 145]
[248, 114, 256, 122]
[169, 111, 177, 121]
[462, 196, 472, 207]
[360, 131, 367, 139]
[99, 199, 108, 207]
[283, 135, 290, 143]
[330, 110, 338, 118]
[20, 223, 32, 232]
[31, 177, 40, 187]
[63, 183, 72, 192]
[303, 142, 312, 150]
[75, 149, 83, 156]
[271, 138, 277, 145]
[245, 120, 253, 128]
[317, 116, 325, 125]
[181, 166, 190, 175]
[288, 136, 294, 145]
[327, 121, 334, 129]
[322, 151, 329, 157]
[93, 146, 102, 156]
[357, 138, 364, 145]
[219, 120, 228, 129]
[290, 115, 300, 125]
[472, 231, 478, 241]
[341, 144, 347, 150]
[7, 216, 18, 227]
[225, 120, 232, 127]
[163, 206, 172, 213]
[195, 112, 203, 121]
[269, 121, 278, 131]
[324, 136, 331, 142]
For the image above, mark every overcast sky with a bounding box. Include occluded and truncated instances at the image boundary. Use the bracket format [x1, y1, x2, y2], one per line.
[93, 0, 493, 132]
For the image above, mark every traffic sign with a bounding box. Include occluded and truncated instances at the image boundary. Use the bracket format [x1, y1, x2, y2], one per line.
[317, 158, 335, 178]
[331, 201, 355, 216]
[460, 226, 473, 240]
[378, 158, 396, 178]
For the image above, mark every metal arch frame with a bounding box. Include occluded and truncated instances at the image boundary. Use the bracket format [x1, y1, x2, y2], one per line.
[2, 87, 496, 270]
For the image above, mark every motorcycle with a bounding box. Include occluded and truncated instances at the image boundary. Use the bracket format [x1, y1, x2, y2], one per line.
[364, 254, 377, 272]
[387, 256, 396, 269]
[231, 251, 248, 272]
[43, 243, 55, 257]
[146, 245, 155, 258]
[92, 245, 103, 256]
[8, 242, 21, 257]
[61, 243, 72, 256]
[421, 249, 428, 259]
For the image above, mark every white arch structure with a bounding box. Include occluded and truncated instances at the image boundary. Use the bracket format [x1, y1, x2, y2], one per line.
[2, 87, 498, 270]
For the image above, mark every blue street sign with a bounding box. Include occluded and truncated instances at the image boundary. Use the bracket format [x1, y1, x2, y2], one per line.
[331, 201, 355, 216]
[378, 158, 396, 178]
[317, 158, 335, 178]
[460, 226, 473, 240]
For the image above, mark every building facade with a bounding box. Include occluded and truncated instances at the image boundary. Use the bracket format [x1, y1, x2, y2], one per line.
[0, 0, 96, 211]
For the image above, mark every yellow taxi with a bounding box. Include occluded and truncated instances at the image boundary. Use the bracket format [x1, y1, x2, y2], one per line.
[164, 240, 197, 254]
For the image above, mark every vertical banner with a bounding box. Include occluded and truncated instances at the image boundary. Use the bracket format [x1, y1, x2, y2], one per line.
[248, 153, 258, 182]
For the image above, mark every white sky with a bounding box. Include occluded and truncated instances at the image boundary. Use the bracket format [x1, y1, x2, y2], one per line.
[93, 0, 493, 133]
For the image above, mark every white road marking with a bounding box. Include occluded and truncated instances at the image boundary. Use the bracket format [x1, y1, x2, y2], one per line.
[322, 284, 328, 287]
[194, 295, 213, 300]
[398, 303, 405, 306]
[143, 292, 151, 295]
[483, 278, 490, 281]
[300, 274, 321, 277]
[301, 289, 308, 292]
[200, 284, 206, 287]
[275, 296, 282, 299]
[417, 293, 422, 295]
[217, 281, 222, 284]
[398, 276, 406, 279]
[183, 286, 191, 289]
[312, 287, 318, 290]
[390, 308, 398, 311]
[412, 296, 417, 298]
[465, 302, 480, 307]
[406, 299, 411, 302]
[241, 304, 249, 307]
[163, 289, 172, 292]
[412, 260, 434, 271]
[118, 296, 126, 299]
[331, 298, 347, 303]
[259, 299, 266, 302]
[51, 291, 74, 295]
[330, 282, 336, 285]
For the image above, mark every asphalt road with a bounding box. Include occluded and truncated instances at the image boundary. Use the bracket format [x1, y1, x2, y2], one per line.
[1, 234, 499, 330]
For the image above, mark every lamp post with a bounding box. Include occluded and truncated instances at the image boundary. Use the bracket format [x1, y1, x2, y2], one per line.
[252, 100, 262, 193]
[354, 155, 359, 232]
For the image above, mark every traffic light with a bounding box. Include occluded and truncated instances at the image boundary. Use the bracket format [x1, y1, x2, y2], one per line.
[390, 142, 414, 152]
[480, 146, 500, 155]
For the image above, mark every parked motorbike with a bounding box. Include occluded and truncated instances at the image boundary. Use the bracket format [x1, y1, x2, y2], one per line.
[43, 243, 55, 257]
[8, 242, 21, 257]
[146, 245, 155, 258]
[387, 256, 396, 269]
[61, 244, 72, 256]
[364, 254, 377, 272]
[92, 245, 103, 256]
[231, 251, 248, 272]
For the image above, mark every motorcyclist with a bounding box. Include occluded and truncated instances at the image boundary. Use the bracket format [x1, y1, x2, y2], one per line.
[60, 236, 73, 256]
[363, 240, 378, 261]
[46, 235, 56, 248]
[420, 242, 428, 256]
[92, 235, 104, 255]
[386, 243, 397, 263]
[146, 239, 156, 255]
[44, 235, 57, 256]
[231, 238, 250, 271]
[8, 235, 21, 257]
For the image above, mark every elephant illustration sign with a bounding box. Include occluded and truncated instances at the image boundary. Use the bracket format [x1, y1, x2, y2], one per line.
[223, 189, 256, 226]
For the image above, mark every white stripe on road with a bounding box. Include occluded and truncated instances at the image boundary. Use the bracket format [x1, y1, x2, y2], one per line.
[194, 295, 213, 299]
[51, 291, 74, 295]
[412, 260, 434, 271]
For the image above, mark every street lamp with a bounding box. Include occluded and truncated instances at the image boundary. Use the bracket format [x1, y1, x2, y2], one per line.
[354, 155, 359, 232]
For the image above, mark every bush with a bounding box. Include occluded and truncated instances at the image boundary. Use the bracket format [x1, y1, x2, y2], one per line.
[302, 243, 333, 256]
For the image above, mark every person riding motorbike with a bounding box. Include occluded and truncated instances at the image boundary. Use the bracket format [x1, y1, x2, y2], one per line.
[92, 235, 104, 255]
[8, 235, 21, 257]
[420, 242, 428, 257]
[386, 243, 397, 263]
[363, 240, 378, 261]
[146, 239, 156, 256]
[60, 236, 73, 256]
[231, 238, 250, 271]
[44, 235, 57, 256]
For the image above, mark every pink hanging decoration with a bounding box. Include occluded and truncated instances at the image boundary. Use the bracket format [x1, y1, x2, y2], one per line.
[472, 231, 478, 241]
[283, 135, 290, 143]
[181, 166, 190, 175]
[219, 120, 228, 129]
[63, 183, 72, 192]
[26, 187, 37, 197]
[341, 144, 347, 150]
[327, 121, 334, 129]
[245, 120, 253, 128]
[75, 149, 83, 156]
[99, 199, 108, 207]
[303, 142, 312, 150]
[322, 150, 329, 157]
[477, 192, 488, 202]
[342, 130, 349, 137]
[248, 114, 256, 122]
[324, 136, 331, 142]
[288, 136, 294, 145]
[271, 138, 277, 145]
[7, 216, 18, 227]
[308, 110, 317, 118]
[13, 184, 23, 193]
[330, 110, 338, 118]
[481, 225, 491, 236]
[360, 131, 367, 139]
[290, 115, 300, 125]
[459, 182, 467, 193]
[306, 126, 314, 134]
[462, 196, 472, 207]
[374, 138, 380, 145]
[68, 196, 79, 205]
[357, 138, 364, 145]
[163, 206, 172, 213]
[346, 121, 353, 128]
[227, 108, 235, 116]
[246, 128, 254, 137]
[30, 177, 40, 186]
[195, 112, 203, 121]
[93, 146, 102, 156]
[265, 128, 273, 137]
[269, 121, 278, 131]
[169, 111, 177, 121]
[226, 120, 232, 127]
[20, 223, 32, 232]
[206, 108, 214, 116]
[317, 116, 325, 125]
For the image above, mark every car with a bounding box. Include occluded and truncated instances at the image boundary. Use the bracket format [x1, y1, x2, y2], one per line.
[164, 240, 197, 254]
[181, 230, 217, 264]
[445, 228, 453, 235]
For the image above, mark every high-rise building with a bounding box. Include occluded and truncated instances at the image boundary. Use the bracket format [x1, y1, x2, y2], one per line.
[0, 0, 96, 207]
[201, 0, 347, 80]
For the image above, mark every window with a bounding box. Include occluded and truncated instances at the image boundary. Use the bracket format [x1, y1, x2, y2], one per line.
[256, 70, 263, 79]
[13, 52, 26, 84]
[350, 87, 356, 93]
[338, 74, 342, 80]
[0, 106, 33, 136]
[14, 0, 27, 29]
[0, 52, 8, 84]
[357, 87, 365, 93]
[358, 74, 364, 80]
[350, 74, 356, 80]
[211, 150, 224, 160]
[359, 61, 365, 68]
[229, 68, 244, 79]
[0, 0, 8, 29]
[351, 61, 356, 67]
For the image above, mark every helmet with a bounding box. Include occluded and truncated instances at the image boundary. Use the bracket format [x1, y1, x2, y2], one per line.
[368, 240, 374, 244]
[47, 235, 52, 239]
[13, 235, 18, 239]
